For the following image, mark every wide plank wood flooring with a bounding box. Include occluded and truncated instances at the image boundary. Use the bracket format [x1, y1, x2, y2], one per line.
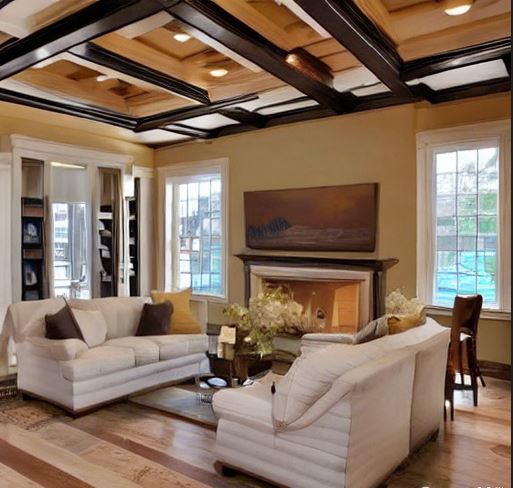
[0, 377, 509, 488]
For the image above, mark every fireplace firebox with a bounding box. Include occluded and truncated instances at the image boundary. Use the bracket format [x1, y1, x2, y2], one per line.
[237, 254, 398, 333]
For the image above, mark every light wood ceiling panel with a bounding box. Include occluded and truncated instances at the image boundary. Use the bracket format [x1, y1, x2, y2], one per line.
[11, 68, 129, 113]
[31, 0, 97, 32]
[207, 67, 284, 101]
[390, 0, 510, 42]
[135, 26, 207, 60]
[100, 23, 288, 102]
[92, 32, 203, 87]
[0, 31, 12, 45]
[125, 92, 196, 117]
[353, 0, 400, 44]
[319, 51, 361, 72]
[7, 57, 195, 117]
[213, 0, 323, 50]
[381, 0, 425, 12]
[398, 12, 511, 60]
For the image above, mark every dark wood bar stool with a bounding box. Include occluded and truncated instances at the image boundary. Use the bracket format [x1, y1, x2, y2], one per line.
[446, 294, 484, 419]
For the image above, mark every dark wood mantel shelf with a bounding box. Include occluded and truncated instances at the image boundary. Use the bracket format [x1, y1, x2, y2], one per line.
[236, 254, 398, 271]
[236, 253, 399, 319]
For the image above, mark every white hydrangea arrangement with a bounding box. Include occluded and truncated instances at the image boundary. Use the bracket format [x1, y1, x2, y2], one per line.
[385, 288, 424, 316]
[224, 286, 309, 356]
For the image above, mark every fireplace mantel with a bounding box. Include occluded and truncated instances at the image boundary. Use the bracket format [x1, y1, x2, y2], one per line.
[236, 253, 399, 320]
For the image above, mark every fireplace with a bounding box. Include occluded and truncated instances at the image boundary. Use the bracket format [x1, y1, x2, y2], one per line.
[237, 254, 398, 333]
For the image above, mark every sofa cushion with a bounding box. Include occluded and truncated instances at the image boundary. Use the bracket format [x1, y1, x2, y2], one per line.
[72, 309, 107, 347]
[68, 297, 150, 339]
[60, 346, 135, 382]
[144, 334, 208, 360]
[45, 302, 84, 341]
[135, 301, 173, 336]
[103, 337, 159, 366]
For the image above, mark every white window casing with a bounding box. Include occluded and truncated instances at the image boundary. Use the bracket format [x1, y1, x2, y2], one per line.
[417, 120, 511, 320]
[158, 158, 229, 302]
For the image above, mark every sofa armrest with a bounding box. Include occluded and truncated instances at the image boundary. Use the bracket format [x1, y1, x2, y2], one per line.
[20, 337, 88, 361]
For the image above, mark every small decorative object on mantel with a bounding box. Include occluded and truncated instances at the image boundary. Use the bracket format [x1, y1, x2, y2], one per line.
[224, 286, 312, 357]
[385, 289, 426, 334]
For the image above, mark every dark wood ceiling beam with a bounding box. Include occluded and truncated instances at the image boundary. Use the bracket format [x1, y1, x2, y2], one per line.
[294, 0, 413, 98]
[0, 0, 15, 10]
[134, 93, 259, 132]
[502, 53, 511, 76]
[69, 43, 210, 105]
[401, 39, 512, 81]
[217, 108, 267, 128]
[158, 0, 355, 113]
[0, 0, 164, 80]
[0, 87, 137, 129]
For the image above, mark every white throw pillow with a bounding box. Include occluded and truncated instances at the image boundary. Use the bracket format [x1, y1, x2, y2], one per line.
[72, 309, 107, 347]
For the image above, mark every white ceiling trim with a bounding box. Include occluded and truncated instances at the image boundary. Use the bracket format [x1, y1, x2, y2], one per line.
[408, 60, 509, 91]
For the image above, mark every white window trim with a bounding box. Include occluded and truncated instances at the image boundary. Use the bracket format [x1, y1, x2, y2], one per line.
[417, 120, 511, 320]
[158, 158, 229, 303]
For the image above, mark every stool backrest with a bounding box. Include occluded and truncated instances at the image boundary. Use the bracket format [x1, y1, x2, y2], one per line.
[451, 294, 483, 337]
[449, 294, 483, 368]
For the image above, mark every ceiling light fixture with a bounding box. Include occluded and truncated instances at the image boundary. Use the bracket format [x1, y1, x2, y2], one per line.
[173, 33, 191, 43]
[209, 68, 229, 78]
[442, 0, 473, 16]
[96, 74, 113, 82]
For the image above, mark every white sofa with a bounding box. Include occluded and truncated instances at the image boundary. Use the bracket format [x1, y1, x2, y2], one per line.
[2, 297, 210, 413]
[213, 318, 450, 488]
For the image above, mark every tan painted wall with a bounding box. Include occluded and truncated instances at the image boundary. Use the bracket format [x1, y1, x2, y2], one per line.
[155, 93, 511, 365]
[0, 102, 153, 166]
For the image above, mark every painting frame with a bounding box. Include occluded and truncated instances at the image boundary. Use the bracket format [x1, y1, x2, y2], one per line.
[244, 183, 378, 252]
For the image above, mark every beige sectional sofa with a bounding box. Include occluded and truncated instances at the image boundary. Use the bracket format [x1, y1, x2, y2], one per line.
[2, 297, 210, 412]
[213, 318, 450, 488]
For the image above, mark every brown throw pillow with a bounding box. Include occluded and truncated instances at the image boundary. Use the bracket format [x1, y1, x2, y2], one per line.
[45, 300, 84, 341]
[136, 301, 173, 336]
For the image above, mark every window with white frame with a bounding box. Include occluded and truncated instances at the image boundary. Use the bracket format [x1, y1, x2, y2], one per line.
[162, 159, 228, 300]
[417, 121, 511, 316]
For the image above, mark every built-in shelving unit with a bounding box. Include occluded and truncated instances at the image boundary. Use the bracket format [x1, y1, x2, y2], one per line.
[21, 197, 46, 301]
[98, 204, 115, 297]
[127, 177, 140, 296]
[20, 158, 46, 301]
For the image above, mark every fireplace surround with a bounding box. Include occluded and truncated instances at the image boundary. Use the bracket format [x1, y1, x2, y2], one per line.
[237, 254, 398, 332]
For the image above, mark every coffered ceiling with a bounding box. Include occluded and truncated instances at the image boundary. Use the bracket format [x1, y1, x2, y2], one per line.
[0, 0, 510, 147]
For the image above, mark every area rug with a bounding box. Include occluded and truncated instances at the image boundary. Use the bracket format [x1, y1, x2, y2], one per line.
[130, 385, 219, 427]
[0, 399, 69, 431]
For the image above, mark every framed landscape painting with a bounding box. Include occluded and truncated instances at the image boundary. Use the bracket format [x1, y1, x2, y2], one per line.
[244, 183, 378, 252]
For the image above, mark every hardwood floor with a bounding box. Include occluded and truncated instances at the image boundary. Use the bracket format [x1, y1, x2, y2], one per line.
[0, 377, 509, 488]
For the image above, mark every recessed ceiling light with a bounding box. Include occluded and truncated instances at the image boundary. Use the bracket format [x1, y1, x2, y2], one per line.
[96, 74, 113, 82]
[174, 33, 191, 43]
[442, 0, 473, 16]
[209, 68, 229, 78]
